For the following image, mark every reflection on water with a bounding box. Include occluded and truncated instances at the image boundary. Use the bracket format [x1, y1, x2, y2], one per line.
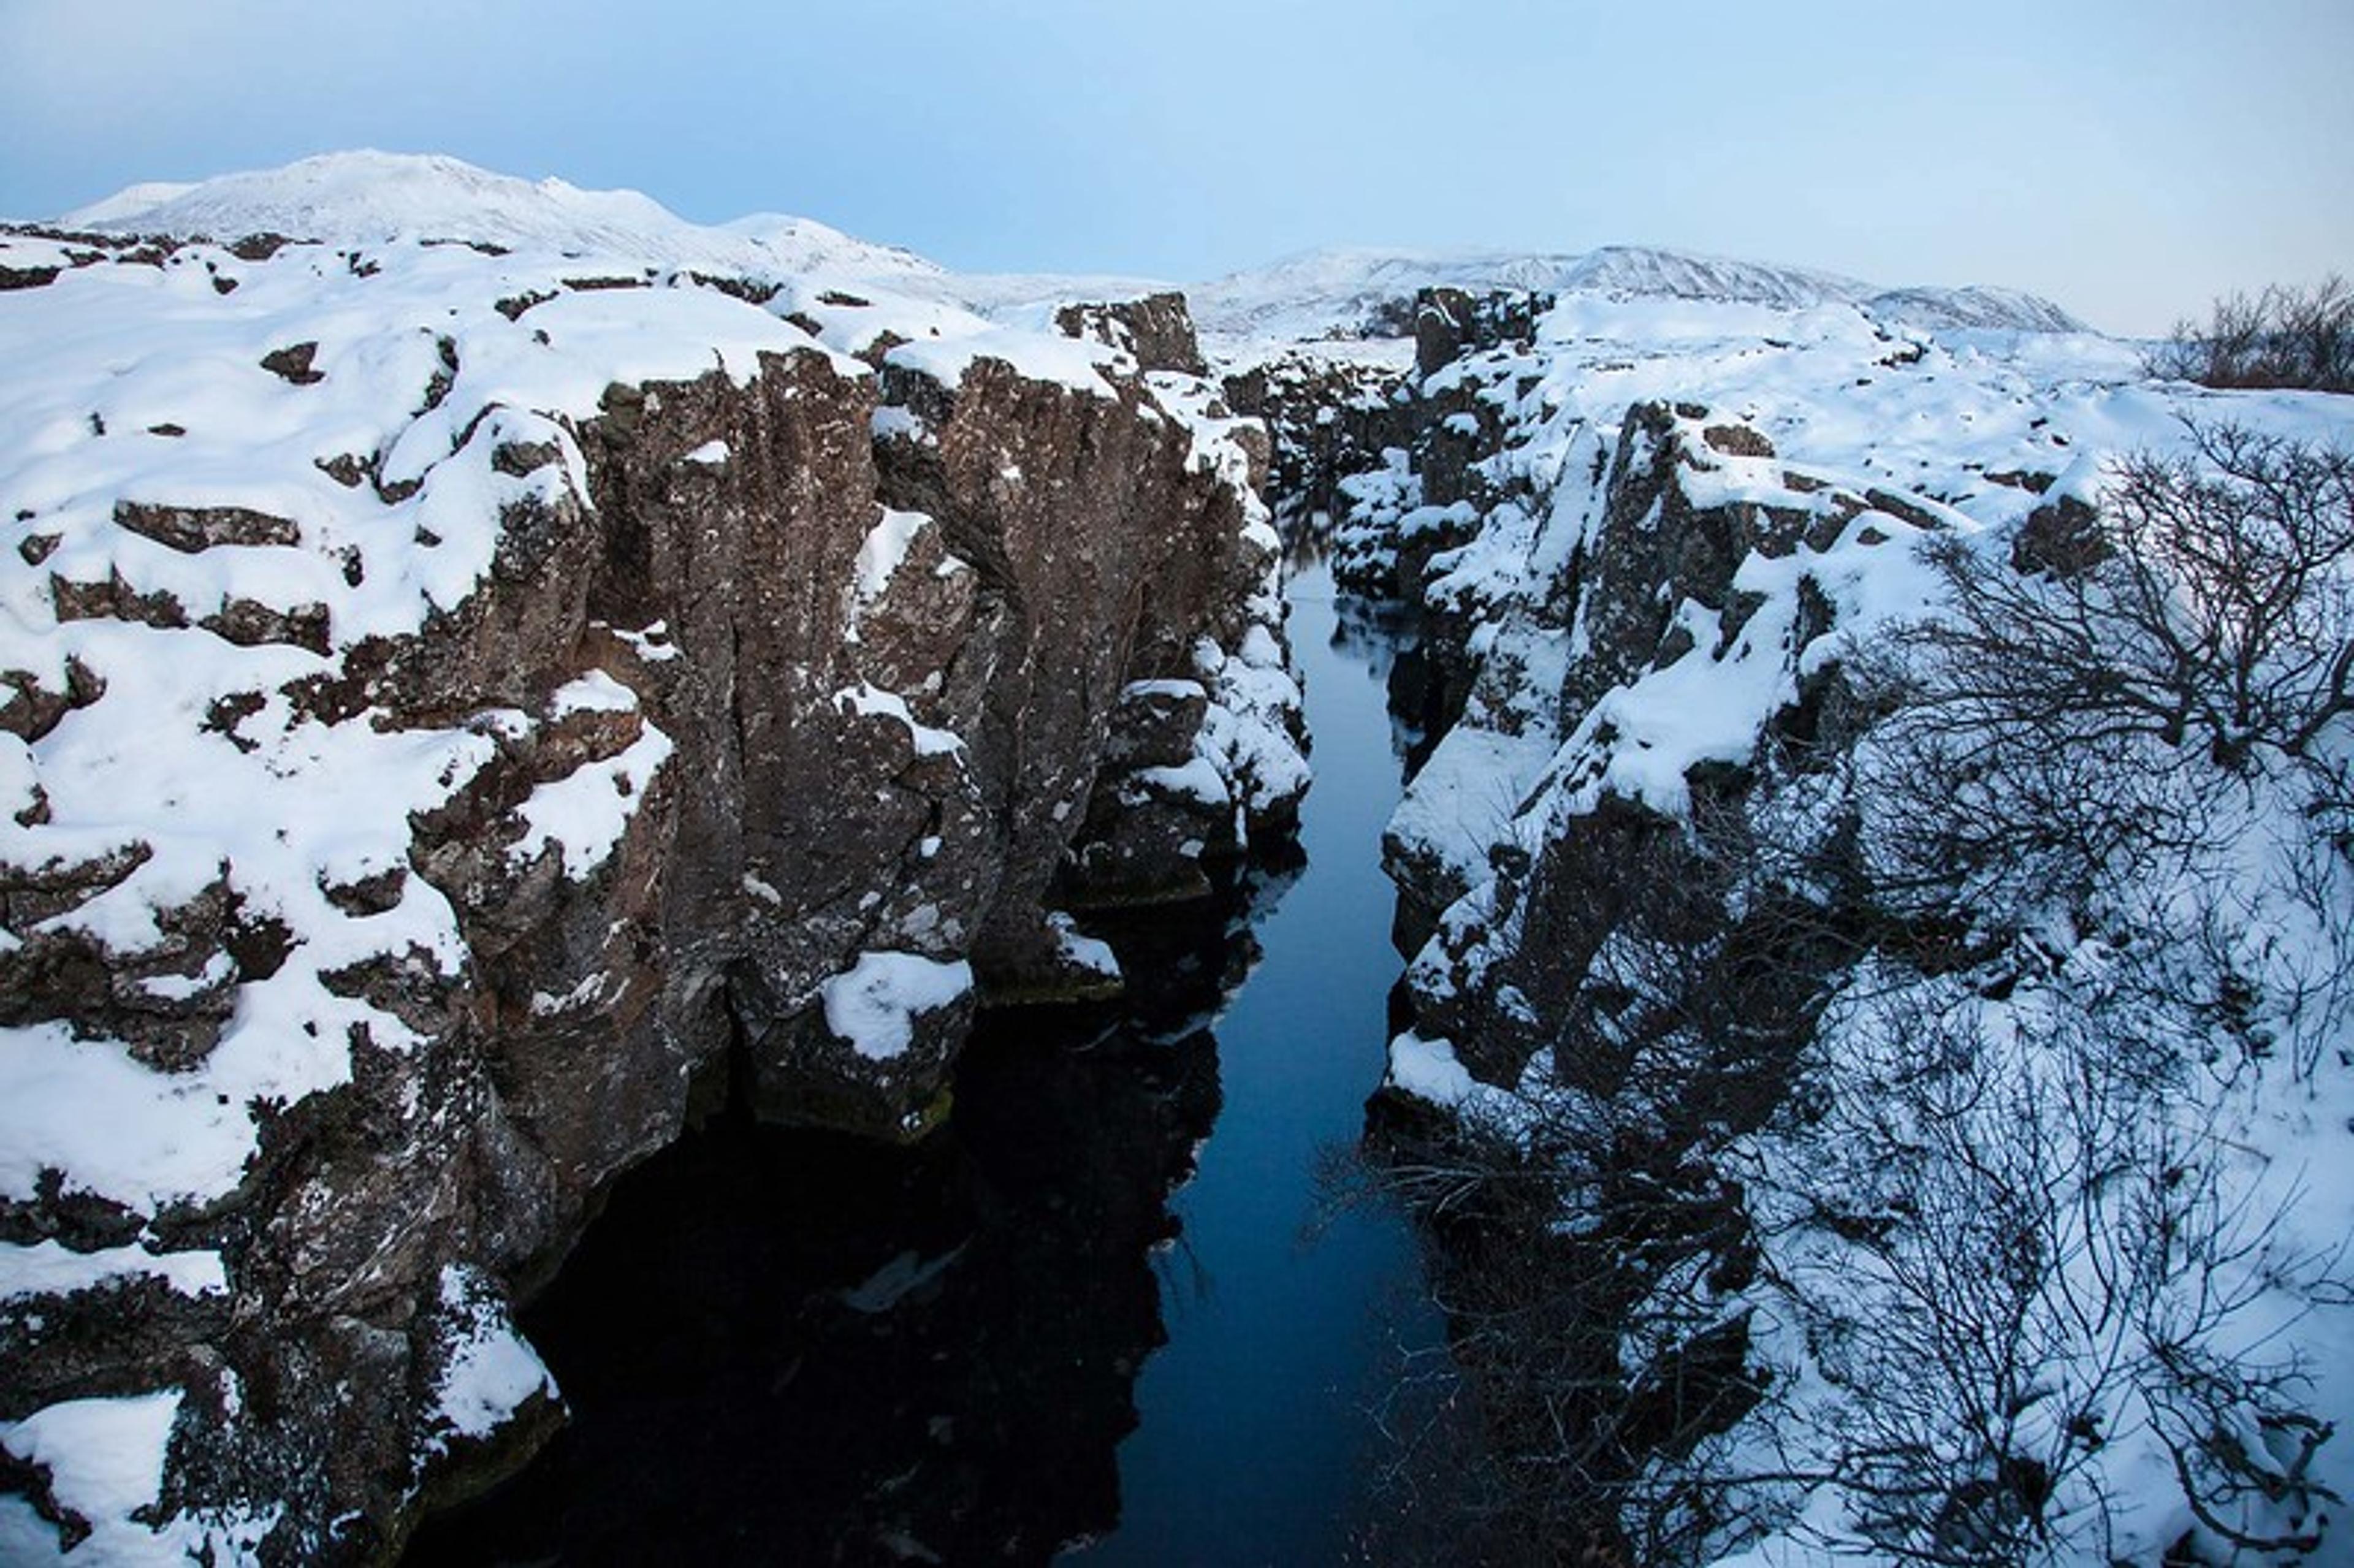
[406, 560, 1433, 1566]
[407, 896, 1249, 1566]
[1080, 559, 1437, 1566]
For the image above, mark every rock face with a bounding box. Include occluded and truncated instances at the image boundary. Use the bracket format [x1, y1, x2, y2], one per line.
[402, 885, 1260, 1566]
[0, 227, 1303, 1561]
[1221, 351, 1416, 533]
[1316, 289, 1549, 611]
[1053, 291, 1209, 376]
[1411, 286, 1550, 379]
[1388, 399, 1905, 1077]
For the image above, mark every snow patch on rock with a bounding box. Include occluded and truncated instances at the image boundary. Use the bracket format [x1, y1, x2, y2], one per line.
[819, 951, 975, 1062]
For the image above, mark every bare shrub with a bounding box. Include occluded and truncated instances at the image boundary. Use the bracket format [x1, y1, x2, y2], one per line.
[1903, 425, 2353, 770]
[1860, 423, 2354, 951]
[1769, 988, 2342, 1565]
[2149, 276, 2354, 394]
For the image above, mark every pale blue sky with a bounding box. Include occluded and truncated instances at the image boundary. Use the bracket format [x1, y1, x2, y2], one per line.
[2, 0, 2346, 333]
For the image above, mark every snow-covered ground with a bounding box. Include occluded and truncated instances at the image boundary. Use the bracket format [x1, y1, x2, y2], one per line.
[10, 145, 2334, 1566]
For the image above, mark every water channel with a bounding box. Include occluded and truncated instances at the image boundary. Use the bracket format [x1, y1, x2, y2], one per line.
[407, 558, 1434, 1564]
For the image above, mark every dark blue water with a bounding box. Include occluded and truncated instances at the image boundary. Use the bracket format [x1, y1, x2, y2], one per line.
[405, 560, 1432, 1566]
[1081, 560, 1433, 1564]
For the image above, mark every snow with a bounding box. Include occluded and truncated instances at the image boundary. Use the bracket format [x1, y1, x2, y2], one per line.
[428, 1265, 558, 1448]
[845, 507, 940, 641]
[434, 1328, 552, 1440]
[611, 619, 680, 661]
[883, 325, 1121, 400]
[1183, 449, 1312, 837]
[852, 508, 929, 603]
[1385, 1030, 1477, 1106]
[1385, 718, 1555, 889]
[0, 1239, 226, 1301]
[870, 404, 931, 444]
[1385, 1031, 1539, 1134]
[64, 150, 943, 292]
[834, 681, 964, 758]
[1128, 753, 1231, 808]
[547, 669, 637, 717]
[528, 970, 619, 1017]
[1122, 678, 1206, 702]
[818, 951, 974, 1062]
[60, 180, 200, 226]
[508, 721, 675, 878]
[1047, 911, 1121, 981]
[0, 1391, 194, 1566]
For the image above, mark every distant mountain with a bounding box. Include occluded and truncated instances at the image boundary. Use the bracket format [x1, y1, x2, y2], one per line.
[1189, 243, 2087, 341]
[60, 178, 203, 226]
[1855, 283, 2086, 333]
[54, 152, 2087, 340]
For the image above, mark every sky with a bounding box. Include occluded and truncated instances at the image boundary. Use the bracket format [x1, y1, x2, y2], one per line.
[1, 0, 2347, 335]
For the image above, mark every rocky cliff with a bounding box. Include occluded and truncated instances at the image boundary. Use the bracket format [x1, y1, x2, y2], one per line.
[0, 225, 1302, 1562]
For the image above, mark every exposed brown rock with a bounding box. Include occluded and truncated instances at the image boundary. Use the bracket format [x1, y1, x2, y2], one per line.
[2010, 492, 2109, 576]
[1054, 291, 1209, 376]
[1702, 422, 1775, 458]
[1414, 286, 1550, 379]
[0, 656, 104, 742]
[113, 500, 301, 553]
[50, 569, 191, 632]
[259, 341, 324, 385]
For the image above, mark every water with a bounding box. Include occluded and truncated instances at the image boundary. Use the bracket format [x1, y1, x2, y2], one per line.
[1081, 560, 1431, 1564]
[405, 560, 1431, 1565]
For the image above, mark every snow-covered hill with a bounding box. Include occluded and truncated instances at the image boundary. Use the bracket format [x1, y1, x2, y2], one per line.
[62, 150, 945, 289]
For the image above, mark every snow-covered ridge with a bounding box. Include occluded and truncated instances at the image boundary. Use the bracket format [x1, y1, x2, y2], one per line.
[1190, 242, 2087, 343]
[2, 149, 1314, 1559]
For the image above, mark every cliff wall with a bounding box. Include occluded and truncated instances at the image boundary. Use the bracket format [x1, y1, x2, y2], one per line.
[0, 228, 1301, 1562]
